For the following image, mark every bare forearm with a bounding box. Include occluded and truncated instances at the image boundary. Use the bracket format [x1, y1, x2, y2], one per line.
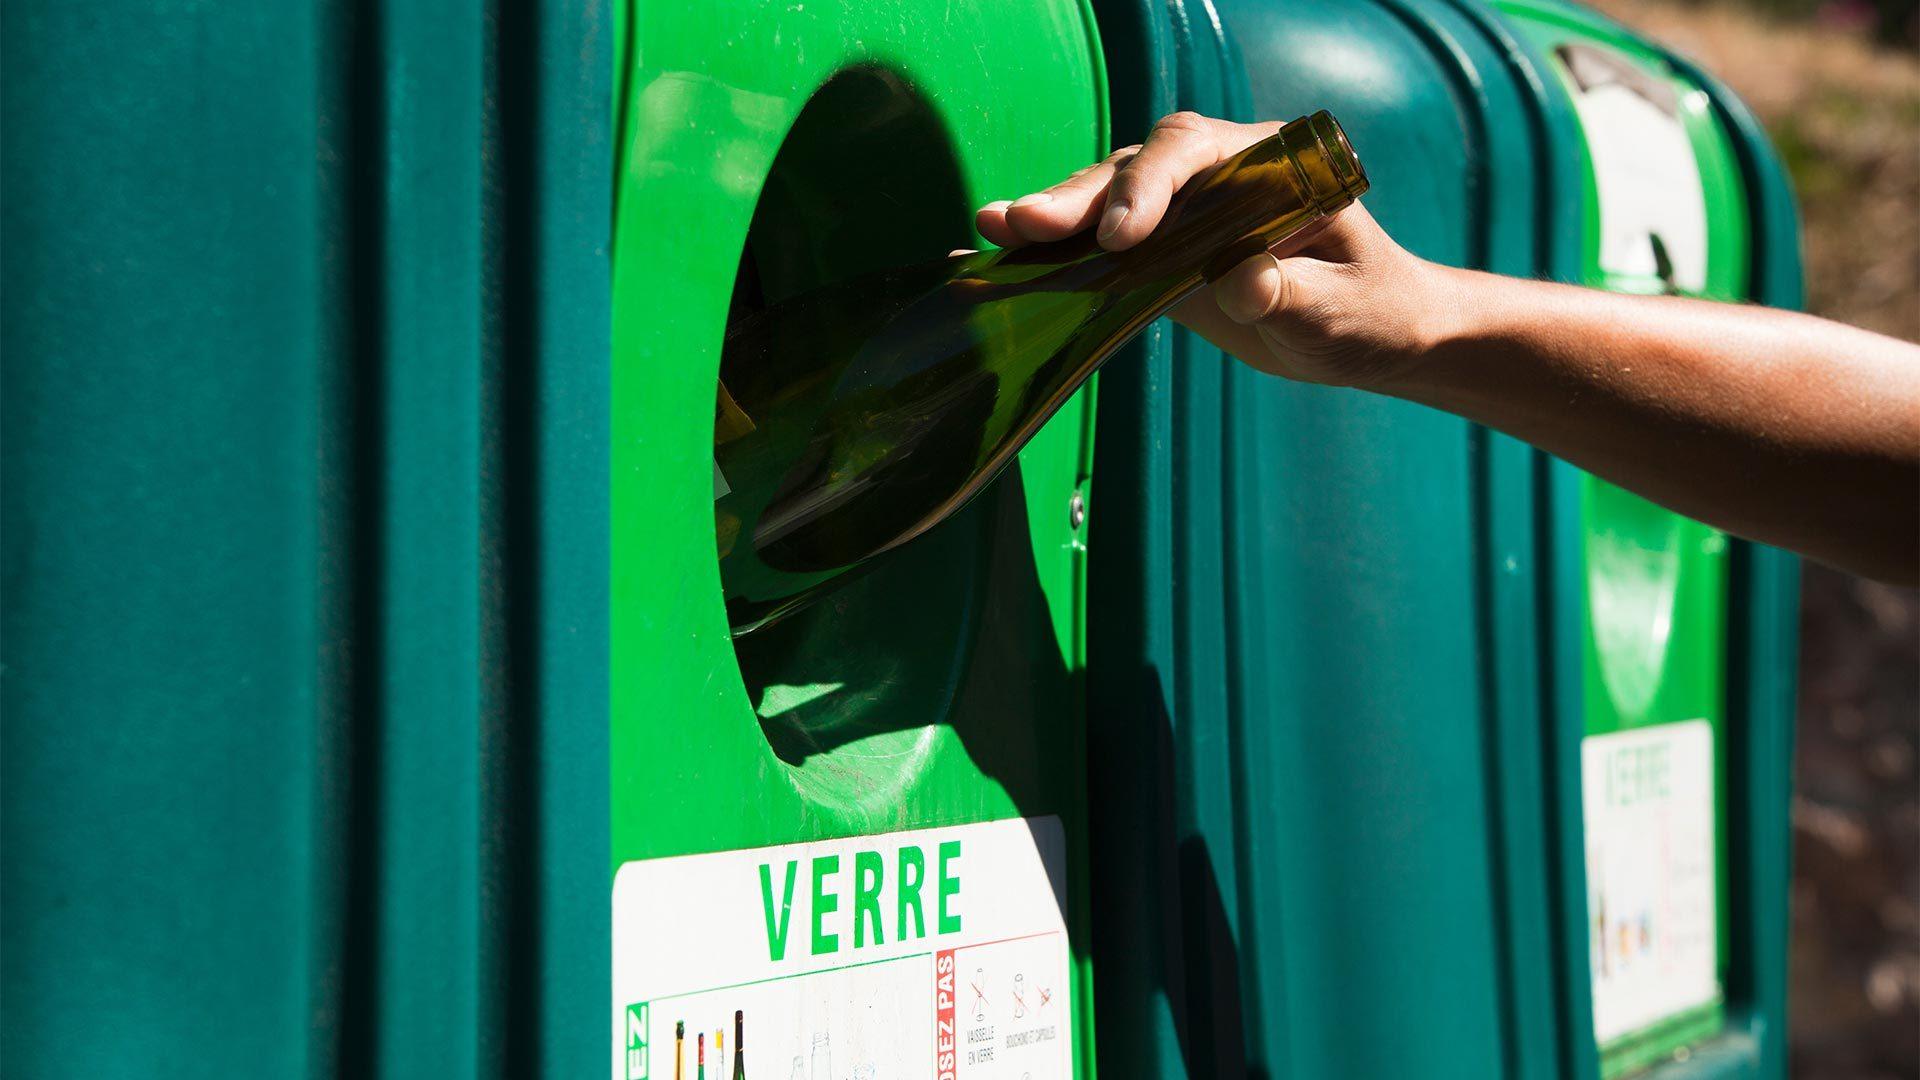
[985, 114, 1919, 582]
[1386, 267, 1920, 583]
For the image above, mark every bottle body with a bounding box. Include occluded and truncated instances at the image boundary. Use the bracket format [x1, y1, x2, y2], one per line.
[716, 111, 1367, 635]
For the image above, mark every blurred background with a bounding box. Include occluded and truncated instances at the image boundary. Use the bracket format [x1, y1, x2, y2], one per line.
[1579, 0, 1919, 1074]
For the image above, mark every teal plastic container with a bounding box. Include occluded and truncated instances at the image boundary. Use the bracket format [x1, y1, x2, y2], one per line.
[1504, 5, 1805, 1076]
[2, 2, 609, 1076]
[1084, 0, 1800, 1077]
[1088, 1, 1584, 1074]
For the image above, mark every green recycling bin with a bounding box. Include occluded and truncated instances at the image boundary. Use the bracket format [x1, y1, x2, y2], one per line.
[1087, 0, 1585, 1072]
[1496, 2, 1804, 1075]
[1086, 0, 1801, 1076]
[610, 0, 1104, 1075]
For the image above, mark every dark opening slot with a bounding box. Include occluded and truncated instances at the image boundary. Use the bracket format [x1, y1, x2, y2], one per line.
[717, 66, 987, 763]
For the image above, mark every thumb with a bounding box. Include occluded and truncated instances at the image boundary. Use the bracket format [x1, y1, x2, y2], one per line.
[1213, 251, 1288, 325]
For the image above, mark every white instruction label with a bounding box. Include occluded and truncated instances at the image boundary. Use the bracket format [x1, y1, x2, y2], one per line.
[1582, 720, 1720, 1043]
[613, 817, 1073, 1080]
[1559, 43, 1709, 292]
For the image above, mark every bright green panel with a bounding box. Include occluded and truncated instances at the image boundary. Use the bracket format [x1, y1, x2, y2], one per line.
[1681, 89, 1753, 304]
[611, 0, 1102, 855]
[1577, 483, 1729, 739]
[610, 0, 1104, 1070]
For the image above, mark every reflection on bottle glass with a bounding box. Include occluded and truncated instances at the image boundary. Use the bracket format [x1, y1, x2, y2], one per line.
[716, 112, 1368, 635]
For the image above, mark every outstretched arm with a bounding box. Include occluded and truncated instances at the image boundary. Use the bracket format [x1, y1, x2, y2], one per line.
[980, 112, 1920, 584]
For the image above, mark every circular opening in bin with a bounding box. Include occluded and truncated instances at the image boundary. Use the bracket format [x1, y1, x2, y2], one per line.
[718, 67, 991, 796]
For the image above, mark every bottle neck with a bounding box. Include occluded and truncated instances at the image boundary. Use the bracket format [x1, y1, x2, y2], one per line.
[966, 111, 1367, 306]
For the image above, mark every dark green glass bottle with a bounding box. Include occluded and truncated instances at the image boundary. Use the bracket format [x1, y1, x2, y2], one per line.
[716, 111, 1368, 635]
[732, 1010, 746, 1080]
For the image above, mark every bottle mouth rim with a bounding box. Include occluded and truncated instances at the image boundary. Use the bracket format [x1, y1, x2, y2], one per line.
[1311, 110, 1369, 200]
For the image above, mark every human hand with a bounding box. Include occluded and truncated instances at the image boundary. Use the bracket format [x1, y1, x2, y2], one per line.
[975, 111, 1450, 390]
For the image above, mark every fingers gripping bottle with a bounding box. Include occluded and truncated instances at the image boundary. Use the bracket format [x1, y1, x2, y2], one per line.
[715, 111, 1368, 634]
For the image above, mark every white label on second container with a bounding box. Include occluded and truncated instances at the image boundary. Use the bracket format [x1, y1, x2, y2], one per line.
[1559, 43, 1710, 292]
[612, 816, 1072, 1080]
[1582, 719, 1720, 1044]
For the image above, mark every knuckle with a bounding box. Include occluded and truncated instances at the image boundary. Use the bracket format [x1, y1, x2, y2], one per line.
[1272, 266, 1296, 315]
[1153, 111, 1210, 136]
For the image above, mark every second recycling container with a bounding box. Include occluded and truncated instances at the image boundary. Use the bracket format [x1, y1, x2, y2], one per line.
[1085, 0, 1800, 1076]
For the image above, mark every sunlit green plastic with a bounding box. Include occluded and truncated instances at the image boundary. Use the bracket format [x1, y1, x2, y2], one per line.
[610, 0, 1105, 1070]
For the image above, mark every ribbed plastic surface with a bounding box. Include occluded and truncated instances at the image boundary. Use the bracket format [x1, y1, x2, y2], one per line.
[1, 3, 610, 1076]
[1084, 0, 1799, 1077]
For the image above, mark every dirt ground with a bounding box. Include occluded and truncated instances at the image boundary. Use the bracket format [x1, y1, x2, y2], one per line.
[1580, 2, 1920, 1075]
